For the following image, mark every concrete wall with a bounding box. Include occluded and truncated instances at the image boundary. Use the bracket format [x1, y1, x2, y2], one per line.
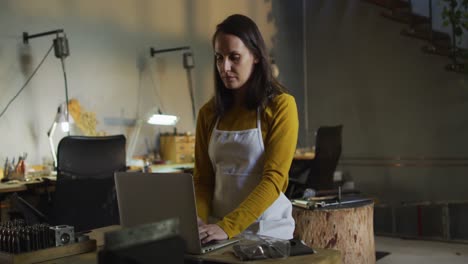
[0, 0, 292, 165]
[303, 0, 468, 203]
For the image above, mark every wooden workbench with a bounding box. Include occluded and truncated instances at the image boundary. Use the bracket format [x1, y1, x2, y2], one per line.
[36, 226, 341, 264]
[187, 245, 341, 264]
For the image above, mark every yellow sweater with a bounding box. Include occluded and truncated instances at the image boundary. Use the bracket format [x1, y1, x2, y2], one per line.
[193, 93, 299, 238]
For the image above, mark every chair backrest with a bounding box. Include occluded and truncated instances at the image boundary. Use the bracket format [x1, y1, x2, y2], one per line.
[306, 125, 343, 190]
[52, 135, 126, 232]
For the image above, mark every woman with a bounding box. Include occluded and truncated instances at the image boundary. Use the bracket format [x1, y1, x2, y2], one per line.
[194, 14, 299, 243]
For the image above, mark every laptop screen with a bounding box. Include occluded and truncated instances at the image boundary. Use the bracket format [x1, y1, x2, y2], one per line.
[114, 172, 203, 254]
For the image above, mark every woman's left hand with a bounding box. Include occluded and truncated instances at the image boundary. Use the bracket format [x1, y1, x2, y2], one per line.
[198, 224, 228, 244]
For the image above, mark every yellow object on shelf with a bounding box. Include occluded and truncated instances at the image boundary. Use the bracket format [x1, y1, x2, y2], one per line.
[159, 134, 195, 164]
[68, 99, 106, 136]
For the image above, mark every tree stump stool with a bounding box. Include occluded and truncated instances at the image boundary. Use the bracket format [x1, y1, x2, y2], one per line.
[292, 201, 375, 264]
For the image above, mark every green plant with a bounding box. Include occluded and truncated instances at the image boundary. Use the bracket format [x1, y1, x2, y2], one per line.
[441, 0, 468, 45]
[440, 0, 468, 71]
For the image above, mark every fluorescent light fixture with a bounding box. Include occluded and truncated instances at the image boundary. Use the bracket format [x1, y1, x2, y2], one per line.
[147, 113, 179, 126]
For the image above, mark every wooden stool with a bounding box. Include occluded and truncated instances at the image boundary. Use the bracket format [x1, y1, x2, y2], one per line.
[292, 201, 375, 264]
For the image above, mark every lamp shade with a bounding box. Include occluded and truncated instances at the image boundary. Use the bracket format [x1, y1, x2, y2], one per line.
[147, 113, 179, 126]
[47, 102, 74, 168]
[53, 103, 74, 132]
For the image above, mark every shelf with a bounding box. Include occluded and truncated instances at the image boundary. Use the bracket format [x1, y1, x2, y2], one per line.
[422, 45, 467, 59]
[401, 27, 450, 44]
[380, 10, 430, 26]
[445, 63, 466, 74]
[363, 0, 409, 10]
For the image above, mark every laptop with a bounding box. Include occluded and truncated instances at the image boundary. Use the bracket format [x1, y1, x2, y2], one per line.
[114, 172, 239, 254]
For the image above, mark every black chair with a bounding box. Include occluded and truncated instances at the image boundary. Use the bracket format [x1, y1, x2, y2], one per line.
[287, 125, 343, 198]
[50, 135, 126, 232]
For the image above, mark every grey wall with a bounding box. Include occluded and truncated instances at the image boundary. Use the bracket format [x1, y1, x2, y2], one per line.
[0, 0, 289, 167]
[302, 0, 468, 203]
[271, 0, 307, 146]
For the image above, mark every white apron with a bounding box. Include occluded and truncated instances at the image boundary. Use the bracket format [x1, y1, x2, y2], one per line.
[208, 109, 295, 239]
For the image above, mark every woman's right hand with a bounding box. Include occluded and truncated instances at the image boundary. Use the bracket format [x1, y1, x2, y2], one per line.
[198, 224, 228, 244]
[197, 217, 205, 227]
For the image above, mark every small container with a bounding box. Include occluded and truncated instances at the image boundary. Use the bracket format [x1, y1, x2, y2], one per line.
[233, 234, 290, 261]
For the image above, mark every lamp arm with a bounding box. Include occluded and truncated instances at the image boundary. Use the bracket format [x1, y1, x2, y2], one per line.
[185, 67, 197, 125]
[150, 46, 190, 57]
[59, 56, 70, 135]
[23, 29, 64, 44]
[47, 121, 58, 168]
[126, 119, 144, 165]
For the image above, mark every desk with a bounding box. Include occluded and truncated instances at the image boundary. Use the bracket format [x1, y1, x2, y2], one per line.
[0, 177, 55, 221]
[187, 245, 341, 264]
[0, 177, 55, 194]
[0, 163, 196, 194]
[150, 163, 194, 173]
[294, 153, 315, 160]
[294, 148, 315, 160]
[36, 226, 341, 264]
[0, 182, 27, 221]
[0, 182, 27, 193]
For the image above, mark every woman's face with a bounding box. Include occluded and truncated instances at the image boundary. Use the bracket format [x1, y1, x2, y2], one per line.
[214, 32, 258, 90]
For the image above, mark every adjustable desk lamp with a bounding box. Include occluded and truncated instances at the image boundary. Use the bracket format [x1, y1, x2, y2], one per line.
[23, 29, 71, 168]
[125, 46, 195, 164]
[126, 109, 179, 165]
[150, 46, 196, 124]
[47, 103, 74, 168]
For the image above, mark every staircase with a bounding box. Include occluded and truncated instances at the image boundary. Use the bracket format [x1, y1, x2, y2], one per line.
[364, 0, 467, 74]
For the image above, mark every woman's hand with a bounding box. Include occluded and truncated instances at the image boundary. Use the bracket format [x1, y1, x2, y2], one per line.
[198, 224, 228, 244]
[197, 217, 205, 227]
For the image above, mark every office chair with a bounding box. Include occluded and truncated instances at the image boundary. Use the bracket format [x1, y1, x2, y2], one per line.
[51, 135, 126, 232]
[287, 125, 343, 199]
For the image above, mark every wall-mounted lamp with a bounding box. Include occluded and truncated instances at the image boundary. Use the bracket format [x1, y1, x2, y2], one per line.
[23, 29, 70, 59]
[147, 110, 179, 126]
[149, 46, 196, 124]
[126, 46, 196, 164]
[23, 29, 71, 168]
[126, 108, 179, 164]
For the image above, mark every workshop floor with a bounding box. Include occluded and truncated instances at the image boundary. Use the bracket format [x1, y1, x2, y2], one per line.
[375, 236, 468, 263]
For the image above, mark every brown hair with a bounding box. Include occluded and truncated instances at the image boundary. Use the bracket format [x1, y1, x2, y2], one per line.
[212, 14, 287, 116]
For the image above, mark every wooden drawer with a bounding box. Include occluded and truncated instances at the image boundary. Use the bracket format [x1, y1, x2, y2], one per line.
[177, 142, 194, 152]
[174, 136, 195, 144]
